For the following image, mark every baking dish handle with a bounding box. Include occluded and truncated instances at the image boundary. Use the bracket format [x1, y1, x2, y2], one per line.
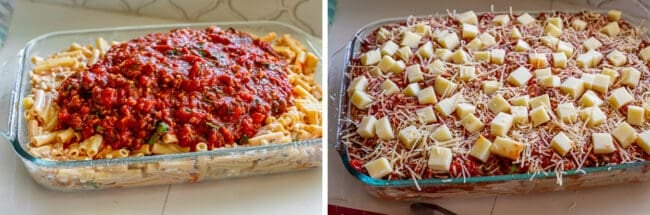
[328, 41, 353, 148]
[0, 54, 20, 142]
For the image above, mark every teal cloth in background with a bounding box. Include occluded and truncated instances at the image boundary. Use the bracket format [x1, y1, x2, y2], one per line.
[328, 0, 336, 25]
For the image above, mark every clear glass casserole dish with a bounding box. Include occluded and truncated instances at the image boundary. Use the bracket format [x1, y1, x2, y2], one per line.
[0, 21, 322, 191]
[330, 10, 650, 200]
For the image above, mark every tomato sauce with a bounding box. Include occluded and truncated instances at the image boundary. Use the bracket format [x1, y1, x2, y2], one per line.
[56, 26, 293, 151]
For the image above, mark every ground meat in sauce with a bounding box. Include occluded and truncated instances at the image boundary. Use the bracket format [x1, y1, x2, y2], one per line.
[56, 26, 293, 151]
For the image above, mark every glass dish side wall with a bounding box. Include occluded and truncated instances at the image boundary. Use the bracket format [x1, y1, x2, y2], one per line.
[334, 11, 650, 200]
[7, 21, 322, 191]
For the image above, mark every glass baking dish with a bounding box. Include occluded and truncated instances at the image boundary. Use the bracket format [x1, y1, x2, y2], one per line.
[331, 10, 650, 200]
[0, 21, 322, 191]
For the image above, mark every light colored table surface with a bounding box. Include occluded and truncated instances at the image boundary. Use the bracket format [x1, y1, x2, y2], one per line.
[0, 1, 322, 214]
[328, 0, 650, 214]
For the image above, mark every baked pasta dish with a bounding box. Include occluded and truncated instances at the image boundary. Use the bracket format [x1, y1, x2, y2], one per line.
[343, 10, 650, 185]
[23, 26, 321, 189]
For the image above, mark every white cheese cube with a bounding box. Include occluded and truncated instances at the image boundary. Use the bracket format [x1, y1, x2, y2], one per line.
[539, 76, 560, 88]
[608, 10, 622, 21]
[399, 125, 421, 149]
[416, 106, 437, 124]
[461, 114, 485, 133]
[350, 91, 374, 110]
[474, 51, 490, 62]
[488, 94, 511, 114]
[413, 23, 431, 37]
[581, 73, 596, 90]
[583, 37, 603, 50]
[491, 112, 514, 137]
[530, 106, 551, 127]
[456, 10, 478, 25]
[388, 60, 406, 73]
[628, 105, 645, 126]
[557, 41, 574, 58]
[553, 52, 568, 68]
[462, 24, 479, 39]
[612, 122, 638, 148]
[507, 66, 533, 87]
[620, 67, 641, 87]
[530, 94, 551, 109]
[490, 49, 506, 64]
[606, 50, 627, 66]
[397, 46, 413, 61]
[579, 90, 603, 107]
[545, 24, 562, 37]
[482, 80, 500, 94]
[608, 87, 634, 109]
[439, 33, 460, 50]
[547, 17, 564, 29]
[361, 49, 382, 65]
[375, 116, 394, 140]
[470, 136, 492, 162]
[510, 95, 530, 108]
[572, 19, 588, 31]
[517, 13, 536, 25]
[529, 53, 548, 69]
[451, 49, 469, 64]
[427, 59, 446, 75]
[493, 14, 510, 26]
[576, 52, 595, 68]
[514, 40, 531, 52]
[479, 33, 497, 49]
[560, 77, 585, 98]
[435, 48, 453, 61]
[403, 83, 421, 97]
[428, 147, 453, 172]
[580, 107, 607, 127]
[551, 132, 574, 156]
[490, 137, 524, 160]
[601, 68, 619, 85]
[376, 27, 391, 42]
[406, 65, 424, 83]
[416, 41, 434, 59]
[540, 36, 559, 50]
[434, 76, 458, 97]
[380, 79, 400, 96]
[556, 103, 578, 123]
[381, 41, 399, 56]
[357, 115, 377, 138]
[465, 38, 483, 51]
[417, 86, 438, 105]
[510, 27, 522, 40]
[347, 76, 369, 95]
[593, 133, 616, 154]
[592, 74, 611, 94]
[369, 66, 383, 77]
[436, 93, 464, 116]
[377, 55, 397, 73]
[511, 106, 529, 124]
[459, 65, 476, 81]
[636, 131, 650, 154]
[401, 31, 422, 48]
[431, 124, 453, 142]
[601, 22, 620, 37]
[365, 157, 393, 179]
[456, 103, 476, 119]
[639, 47, 650, 62]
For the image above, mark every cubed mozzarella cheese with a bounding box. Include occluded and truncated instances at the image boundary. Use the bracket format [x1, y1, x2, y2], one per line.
[439, 32, 460, 50]
[369, 67, 383, 77]
[547, 17, 564, 28]
[456, 103, 476, 119]
[636, 131, 650, 154]
[435, 93, 464, 116]
[556, 103, 578, 123]
[591, 74, 611, 94]
[388, 60, 406, 73]
[488, 94, 511, 114]
[553, 52, 568, 68]
[365, 157, 393, 178]
[514, 40, 531, 52]
[413, 23, 431, 37]
[435, 48, 453, 61]
[381, 41, 400, 56]
[583, 37, 603, 50]
[416, 106, 437, 124]
[350, 91, 374, 110]
[517, 13, 536, 25]
[451, 49, 469, 64]
[557, 41, 574, 58]
[510, 27, 522, 40]
[612, 122, 638, 148]
[608, 87, 634, 109]
[601, 22, 620, 37]
[377, 55, 397, 73]
[462, 24, 479, 39]
[456, 10, 478, 25]
[490, 49, 506, 64]
[434, 76, 458, 97]
[551, 132, 573, 156]
[539, 76, 560, 88]
[581, 73, 596, 89]
[601, 68, 619, 84]
[479, 33, 497, 49]
[608, 10, 622, 21]
[540, 36, 559, 50]
[401, 31, 422, 48]
[530, 106, 551, 127]
[431, 124, 453, 142]
[580, 107, 607, 127]
[357, 115, 377, 138]
[490, 137, 524, 160]
[406, 65, 424, 83]
[417, 86, 438, 105]
[403, 83, 421, 97]
[465, 38, 483, 51]
[397, 46, 413, 61]
[507, 66, 533, 87]
[572, 19, 587, 31]
[511, 106, 529, 124]
[459, 65, 476, 81]
[620, 67, 641, 87]
[510, 95, 530, 108]
[606, 50, 627, 66]
[482, 80, 500, 94]
[427, 59, 446, 75]
[398, 125, 421, 149]
[347, 76, 369, 95]
[470, 136, 492, 162]
[375, 117, 394, 140]
[628, 105, 645, 126]
[560, 77, 585, 98]
[529, 53, 548, 68]
[428, 147, 453, 172]
[593, 133, 616, 154]
[576, 51, 603, 68]
[545, 24, 562, 37]
[376, 27, 391, 42]
[416, 42, 434, 59]
[380, 79, 400, 96]
[639, 46, 650, 62]
[492, 14, 510, 26]
[361, 49, 382, 65]
[491, 112, 514, 137]
[530, 94, 551, 109]
[461, 114, 485, 133]
[474, 51, 490, 62]
[579, 90, 603, 107]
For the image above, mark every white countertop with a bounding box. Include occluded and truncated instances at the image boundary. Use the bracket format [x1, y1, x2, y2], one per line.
[0, 1, 321, 214]
[328, 0, 650, 214]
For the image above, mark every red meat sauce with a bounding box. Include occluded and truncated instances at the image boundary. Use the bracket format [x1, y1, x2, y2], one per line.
[56, 26, 293, 151]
